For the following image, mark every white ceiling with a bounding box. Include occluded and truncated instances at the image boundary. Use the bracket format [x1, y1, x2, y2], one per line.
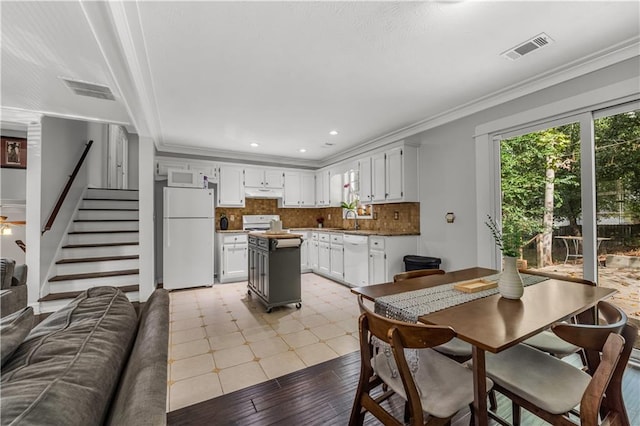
[1, 1, 639, 166]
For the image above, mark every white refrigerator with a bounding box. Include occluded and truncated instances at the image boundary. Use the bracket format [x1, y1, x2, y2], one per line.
[163, 187, 214, 290]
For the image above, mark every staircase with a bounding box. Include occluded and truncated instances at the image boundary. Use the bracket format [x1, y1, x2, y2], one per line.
[39, 188, 140, 312]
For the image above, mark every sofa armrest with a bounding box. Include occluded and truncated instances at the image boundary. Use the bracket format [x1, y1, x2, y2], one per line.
[106, 289, 170, 426]
[13, 264, 27, 286]
[1, 284, 27, 318]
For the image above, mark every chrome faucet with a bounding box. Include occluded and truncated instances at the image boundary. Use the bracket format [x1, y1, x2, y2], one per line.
[345, 209, 359, 230]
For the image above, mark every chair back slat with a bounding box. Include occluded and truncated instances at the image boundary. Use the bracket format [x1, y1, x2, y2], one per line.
[579, 333, 624, 426]
[394, 269, 445, 283]
[517, 269, 596, 286]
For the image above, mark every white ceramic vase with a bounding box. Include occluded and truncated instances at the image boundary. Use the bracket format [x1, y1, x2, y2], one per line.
[498, 256, 524, 299]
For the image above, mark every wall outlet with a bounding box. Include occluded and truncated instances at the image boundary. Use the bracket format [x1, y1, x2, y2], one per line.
[230, 215, 235, 221]
[373, 212, 378, 220]
[394, 211, 399, 220]
[328, 213, 331, 220]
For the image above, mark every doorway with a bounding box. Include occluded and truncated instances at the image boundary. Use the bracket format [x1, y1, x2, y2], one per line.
[107, 124, 128, 189]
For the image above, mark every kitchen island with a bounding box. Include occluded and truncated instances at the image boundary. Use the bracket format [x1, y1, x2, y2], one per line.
[247, 232, 303, 312]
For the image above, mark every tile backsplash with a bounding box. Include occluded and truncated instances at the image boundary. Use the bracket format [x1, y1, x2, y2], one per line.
[217, 199, 419, 234]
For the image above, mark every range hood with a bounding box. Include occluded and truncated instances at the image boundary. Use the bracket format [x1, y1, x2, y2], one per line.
[244, 187, 284, 199]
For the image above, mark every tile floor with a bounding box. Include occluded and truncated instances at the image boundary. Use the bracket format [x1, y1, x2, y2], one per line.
[167, 273, 362, 412]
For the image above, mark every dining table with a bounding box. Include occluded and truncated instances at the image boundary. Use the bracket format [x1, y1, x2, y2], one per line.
[351, 267, 617, 426]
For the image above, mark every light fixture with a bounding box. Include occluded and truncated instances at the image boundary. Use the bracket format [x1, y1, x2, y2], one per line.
[445, 212, 455, 223]
[329, 130, 338, 136]
[1, 225, 12, 235]
[250, 143, 259, 147]
[299, 148, 307, 153]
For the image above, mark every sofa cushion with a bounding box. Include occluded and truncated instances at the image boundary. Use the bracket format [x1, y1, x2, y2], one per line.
[0, 258, 15, 290]
[1, 287, 137, 426]
[0, 306, 33, 367]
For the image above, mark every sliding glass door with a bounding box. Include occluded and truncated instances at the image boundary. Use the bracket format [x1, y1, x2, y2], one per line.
[594, 105, 640, 329]
[498, 102, 639, 332]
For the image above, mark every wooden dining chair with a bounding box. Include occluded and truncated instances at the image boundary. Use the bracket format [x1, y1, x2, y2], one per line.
[393, 269, 445, 282]
[483, 301, 636, 426]
[519, 269, 596, 363]
[350, 295, 492, 426]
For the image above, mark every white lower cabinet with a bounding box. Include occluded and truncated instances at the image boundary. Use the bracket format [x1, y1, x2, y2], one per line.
[217, 233, 248, 283]
[368, 235, 418, 285]
[329, 233, 344, 280]
[318, 241, 330, 275]
[309, 233, 319, 271]
[299, 231, 311, 272]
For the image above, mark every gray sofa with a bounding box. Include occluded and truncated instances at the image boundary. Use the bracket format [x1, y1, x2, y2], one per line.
[0, 258, 28, 318]
[0, 286, 169, 425]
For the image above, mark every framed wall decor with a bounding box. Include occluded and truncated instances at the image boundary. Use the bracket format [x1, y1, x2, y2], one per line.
[1, 136, 27, 169]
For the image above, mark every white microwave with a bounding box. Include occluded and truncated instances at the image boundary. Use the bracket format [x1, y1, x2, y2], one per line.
[167, 168, 205, 188]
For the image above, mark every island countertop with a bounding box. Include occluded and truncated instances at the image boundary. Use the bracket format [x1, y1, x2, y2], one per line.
[248, 232, 303, 239]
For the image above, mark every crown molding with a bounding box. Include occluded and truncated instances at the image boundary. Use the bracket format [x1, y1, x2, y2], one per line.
[156, 142, 319, 169]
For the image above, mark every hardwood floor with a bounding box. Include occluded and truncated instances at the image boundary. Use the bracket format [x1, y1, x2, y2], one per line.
[167, 351, 640, 425]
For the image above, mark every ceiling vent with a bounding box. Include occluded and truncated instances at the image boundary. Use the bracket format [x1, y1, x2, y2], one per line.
[61, 78, 115, 100]
[501, 33, 554, 61]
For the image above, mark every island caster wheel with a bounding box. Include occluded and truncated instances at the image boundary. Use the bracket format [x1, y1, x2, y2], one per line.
[266, 307, 272, 313]
[247, 289, 251, 295]
[295, 303, 302, 309]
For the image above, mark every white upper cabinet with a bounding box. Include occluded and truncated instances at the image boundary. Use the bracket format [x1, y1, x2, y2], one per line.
[283, 171, 315, 207]
[245, 168, 283, 189]
[385, 146, 404, 201]
[358, 158, 373, 204]
[300, 173, 315, 206]
[218, 166, 245, 207]
[156, 157, 218, 183]
[371, 152, 387, 202]
[315, 170, 331, 206]
[156, 158, 188, 179]
[357, 142, 418, 204]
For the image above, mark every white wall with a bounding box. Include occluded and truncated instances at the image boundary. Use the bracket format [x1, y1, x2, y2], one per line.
[37, 117, 90, 293]
[415, 58, 640, 271]
[127, 132, 139, 189]
[138, 136, 155, 301]
[86, 122, 108, 188]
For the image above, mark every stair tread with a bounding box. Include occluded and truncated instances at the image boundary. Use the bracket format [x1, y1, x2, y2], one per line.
[49, 269, 139, 281]
[74, 219, 139, 222]
[79, 208, 138, 211]
[83, 198, 139, 201]
[56, 255, 139, 264]
[63, 242, 139, 248]
[39, 285, 139, 302]
[88, 188, 139, 192]
[68, 230, 139, 234]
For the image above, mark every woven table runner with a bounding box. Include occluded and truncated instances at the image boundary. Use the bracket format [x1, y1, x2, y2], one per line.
[374, 273, 549, 323]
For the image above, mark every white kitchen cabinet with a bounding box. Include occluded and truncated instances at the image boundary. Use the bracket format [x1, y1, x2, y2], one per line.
[357, 158, 373, 204]
[245, 168, 283, 189]
[299, 231, 311, 273]
[218, 233, 248, 283]
[371, 152, 387, 202]
[358, 142, 418, 204]
[189, 162, 218, 184]
[317, 232, 331, 275]
[329, 233, 344, 280]
[156, 158, 189, 179]
[218, 166, 245, 207]
[315, 170, 331, 206]
[309, 232, 319, 271]
[283, 171, 315, 207]
[368, 235, 418, 285]
[369, 246, 386, 285]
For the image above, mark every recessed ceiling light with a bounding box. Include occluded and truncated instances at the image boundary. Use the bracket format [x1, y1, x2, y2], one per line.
[250, 143, 259, 147]
[299, 148, 307, 153]
[329, 130, 338, 136]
